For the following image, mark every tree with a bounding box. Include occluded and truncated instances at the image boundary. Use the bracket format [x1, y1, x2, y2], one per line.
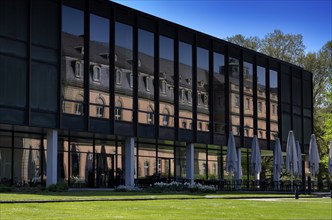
[226, 34, 261, 51]
[260, 30, 305, 66]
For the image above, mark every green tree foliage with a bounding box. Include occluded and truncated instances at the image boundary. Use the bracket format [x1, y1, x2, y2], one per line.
[226, 34, 261, 51]
[260, 30, 305, 65]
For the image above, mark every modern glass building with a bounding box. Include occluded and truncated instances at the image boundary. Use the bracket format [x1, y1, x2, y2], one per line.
[0, 0, 313, 189]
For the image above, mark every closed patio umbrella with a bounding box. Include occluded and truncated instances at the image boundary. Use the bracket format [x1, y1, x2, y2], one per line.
[286, 131, 299, 192]
[296, 140, 302, 176]
[273, 138, 284, 190]
[328, 140, 332, 175]
[309, 134, 320, 177]
[251, 135, 262, 187]
[235, 148, 242, 190]
[226, 132, 238, 189]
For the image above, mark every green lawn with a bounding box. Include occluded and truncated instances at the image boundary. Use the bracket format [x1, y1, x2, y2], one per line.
[1, 192, 331, 219]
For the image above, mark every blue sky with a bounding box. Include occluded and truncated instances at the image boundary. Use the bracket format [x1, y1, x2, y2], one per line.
[112, 0, 332, 53]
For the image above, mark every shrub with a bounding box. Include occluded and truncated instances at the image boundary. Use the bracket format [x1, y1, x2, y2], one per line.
[0, 185, 14, 193]
[152, 182, 217, 193]
[113, 185, 142, 192]
[46, 182, 68, 192]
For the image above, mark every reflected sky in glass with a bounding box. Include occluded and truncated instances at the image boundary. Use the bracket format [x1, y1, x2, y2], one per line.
[115, 22, 132, 49]
[90, 14, 109, 43]
[62, 6, 83, 35]
[179, 42, 192, 66]
[160, 36, 173, 61]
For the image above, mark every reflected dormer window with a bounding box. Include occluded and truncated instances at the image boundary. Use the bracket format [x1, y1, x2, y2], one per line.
[161, 80, 167, 94]
[75, 61, 83, 78]
[93, 66, 101, 82]
[114, 54, 118, 62]
[116, 69, 122, 85]
[75, 46, 84, 55]
[197, 93, 201, 106]
[186, 78, 191, 85]
[145, 76, 150, 92]
[138, 59, 142, 67]
[187, 90, 192, 104]
[180, 89, 185, 103]
[129, 72, 133, 88]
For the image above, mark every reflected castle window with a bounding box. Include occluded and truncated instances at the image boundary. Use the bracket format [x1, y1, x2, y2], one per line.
[96, 97, 104, 118]
[235, 96, 239, 107]
[205, 123, 209, 131]
[75, 61, 83, 78]
[147, 106, 154, 125]
[272, 104, 276, 115]
[115, 100, 122, 120]
[258, 101, 262, 113]
[245, 98, 250, 109]
[259, 130, 263, 138]
[75, 102, 83, 115]
[204, 95, 208, 106]
[198, 122, 202, 131]
[162, 108, 170, 126]
[92, 66, 101, 82]
[182, 121, 187, 129]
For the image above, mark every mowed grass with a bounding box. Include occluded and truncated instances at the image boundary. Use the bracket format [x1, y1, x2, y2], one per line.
[1, 193, 331, 220]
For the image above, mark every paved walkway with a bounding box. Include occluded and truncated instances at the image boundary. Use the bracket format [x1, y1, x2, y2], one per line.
[1, 193, 328, 204]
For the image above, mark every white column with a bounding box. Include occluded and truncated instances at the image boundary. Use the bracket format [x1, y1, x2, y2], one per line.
[186, 143, 194, 185]
[46, 129, 58, 186]
[125, 137, 135, 188]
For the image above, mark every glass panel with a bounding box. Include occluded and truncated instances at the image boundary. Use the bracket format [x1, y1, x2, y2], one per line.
[13, 137, 42, 186]
[292, 77, 301, 106]
[0, 0, 27, 40]
[257, 66, 266, 139]
[115, 22, 133, 122]
[213, 52, 225, 134]
[31, 0, 58, 48]
[89, 14, 110, 119]
[0, 132, 12, 185]
[270, 70, 278, 140]
[303, 81, 312, 108]
[31, 62, 58, 111]
[138, 29, 154, 125]
[229, 57, 240, 136]
[159, 36, 174, 127]
[197, 47, 209, 132]
[207, 148, 221, 180]
[0, 55, 26, 108]
[137, 144, 156, 178]
[179, 42, 192, 130]
[158, 145, 174, 180]
[175, 146, 186, 179]
[61, 6, 85, 115]
[194, 147, 207, 180]
[243, 62, 254, 137]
